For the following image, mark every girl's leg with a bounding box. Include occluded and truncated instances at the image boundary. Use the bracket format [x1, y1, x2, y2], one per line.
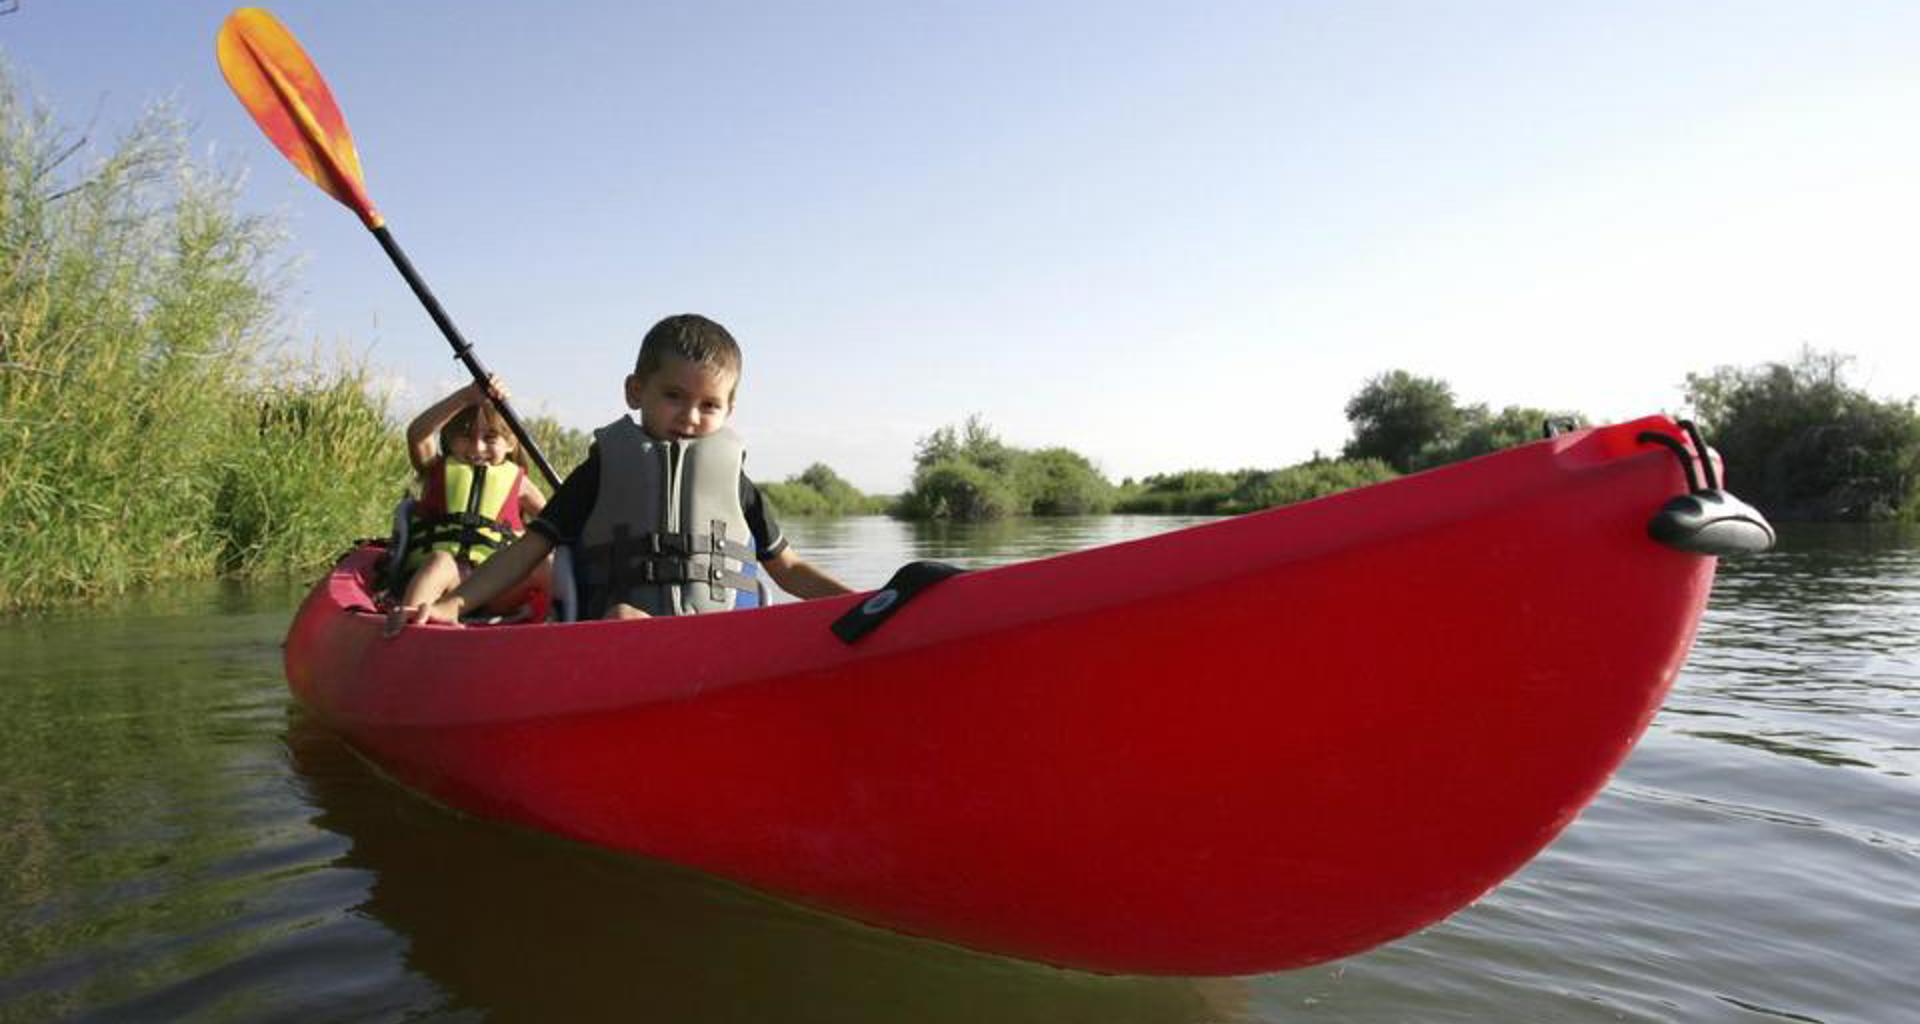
[399, 551, 462, 610]
[384, 552, 466, 636]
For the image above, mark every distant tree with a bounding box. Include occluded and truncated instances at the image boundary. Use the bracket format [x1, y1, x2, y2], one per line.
[796, 463, 865, 509]
[914, 413, 1014, 474]
[759, 480, 829, 517]
[1113, 470, 1237, 514]
[902, 417, 1116, 520]
[1113, 460, 1398, 514]
[1018, 447, 1116, 515]
[1142, 470, 1236, 494]
[762, 462, 885, 516]
[1343, 371, 1463, 471]
[1436, 404, 1588, 466]
[1684, 348, 1920, 521]
[1221, 458, 1399, 512]
[897, 459, 1020, 521]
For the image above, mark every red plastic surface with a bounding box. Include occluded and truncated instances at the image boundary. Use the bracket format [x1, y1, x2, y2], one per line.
[284, 416, 1717, 975]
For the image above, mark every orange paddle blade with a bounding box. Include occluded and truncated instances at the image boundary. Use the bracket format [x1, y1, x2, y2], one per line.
[216, 8, 383, 229]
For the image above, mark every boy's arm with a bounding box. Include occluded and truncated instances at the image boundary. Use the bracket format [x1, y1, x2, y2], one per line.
[741, 477, 848, 600]
[415, 532, 554, 625]
[761, 547, 852, 600]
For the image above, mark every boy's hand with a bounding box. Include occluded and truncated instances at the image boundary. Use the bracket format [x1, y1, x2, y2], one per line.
[380, 598, 466, 638]
[417, 596, 467, 627]
[382, 605, 413, 638]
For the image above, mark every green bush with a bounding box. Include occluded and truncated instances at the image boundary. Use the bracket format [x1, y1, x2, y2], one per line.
[0, 71, 407, 610]
[1219, 459, 1399, 513]
[1685, 349, 1920, 521]
[761, 462, 885, 517]
[1018, 447, 1115, 515]
[1113, 470, 1236, 514]
[914, 414, 1017, 477]
[900, 417, 1115, 521]
[896, 458, 1021, 521]
[1437, 405, 1587, 467]
[1114, 461, 1395, 514]
[1339, 370, 1583, 471]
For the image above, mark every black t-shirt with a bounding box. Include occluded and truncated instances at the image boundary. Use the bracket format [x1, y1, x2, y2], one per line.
[527, 444, 789, 562]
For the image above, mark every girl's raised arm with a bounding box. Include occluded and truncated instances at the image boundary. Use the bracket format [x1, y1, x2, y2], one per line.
[405, 376, 508, 472]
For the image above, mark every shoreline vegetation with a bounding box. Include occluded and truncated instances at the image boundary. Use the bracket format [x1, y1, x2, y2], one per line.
[5, 82, 1917, 612]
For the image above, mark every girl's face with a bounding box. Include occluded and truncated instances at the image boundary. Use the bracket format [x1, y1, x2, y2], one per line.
[447, 421, 516, 466]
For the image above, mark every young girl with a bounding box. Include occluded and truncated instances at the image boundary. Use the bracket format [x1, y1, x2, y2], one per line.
[390, 377, 547, 628]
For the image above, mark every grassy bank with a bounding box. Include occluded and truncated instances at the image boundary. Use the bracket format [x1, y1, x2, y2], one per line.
[0, 73, 407, 612]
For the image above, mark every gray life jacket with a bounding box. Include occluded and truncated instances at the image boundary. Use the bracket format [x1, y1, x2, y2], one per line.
[576, 418, 757, 618]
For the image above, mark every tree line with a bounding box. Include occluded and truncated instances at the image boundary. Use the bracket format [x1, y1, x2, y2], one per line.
[770, 356, 1918, 524]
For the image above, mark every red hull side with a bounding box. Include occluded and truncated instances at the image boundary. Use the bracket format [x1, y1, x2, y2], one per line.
[285, 416, 1716, 975]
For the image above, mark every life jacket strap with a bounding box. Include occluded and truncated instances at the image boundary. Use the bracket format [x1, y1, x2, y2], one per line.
[409, 510, 515, 563]
[582, 522, 759, 602]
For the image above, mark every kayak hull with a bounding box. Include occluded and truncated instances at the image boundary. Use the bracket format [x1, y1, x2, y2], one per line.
[285, 416, 1717, 975]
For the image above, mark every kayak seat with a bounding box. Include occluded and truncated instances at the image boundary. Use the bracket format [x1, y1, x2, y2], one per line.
[377, 495, 416, 600]
[549, 543, 579, 622]
[735, 560, 769, 611]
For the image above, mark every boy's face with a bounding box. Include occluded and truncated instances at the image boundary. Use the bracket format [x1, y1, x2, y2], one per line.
[625, 356, 736, 442]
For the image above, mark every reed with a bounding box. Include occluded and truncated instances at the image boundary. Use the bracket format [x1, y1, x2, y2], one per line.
[0, 70, 407, 612]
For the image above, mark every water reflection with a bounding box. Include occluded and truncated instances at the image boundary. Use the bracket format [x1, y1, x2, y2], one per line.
[1678, 730, 1877, 770]
[0, 581, 319, 1020]
[282, 716, 1226, 1024]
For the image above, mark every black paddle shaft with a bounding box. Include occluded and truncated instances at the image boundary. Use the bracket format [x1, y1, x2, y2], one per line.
[370, 225, 560, 491]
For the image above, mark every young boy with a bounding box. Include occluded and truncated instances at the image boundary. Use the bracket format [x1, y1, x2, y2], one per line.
[397, 314, 850, 629]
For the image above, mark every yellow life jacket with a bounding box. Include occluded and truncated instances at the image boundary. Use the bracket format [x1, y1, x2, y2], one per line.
[404, 460, 524, 571]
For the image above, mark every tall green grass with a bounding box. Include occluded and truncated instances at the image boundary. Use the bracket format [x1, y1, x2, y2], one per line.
[0, 70, 406, 612]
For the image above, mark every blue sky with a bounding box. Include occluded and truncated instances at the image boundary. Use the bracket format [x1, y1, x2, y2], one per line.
[8, 2, 1920, 491]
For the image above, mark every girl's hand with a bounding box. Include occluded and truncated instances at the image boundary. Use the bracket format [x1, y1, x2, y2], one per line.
[470, 374, 510, 404]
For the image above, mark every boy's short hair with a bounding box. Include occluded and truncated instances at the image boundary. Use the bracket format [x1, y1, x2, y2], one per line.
[634, 314, 743, 394]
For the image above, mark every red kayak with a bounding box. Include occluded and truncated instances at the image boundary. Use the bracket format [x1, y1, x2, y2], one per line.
[284, 415, 1767, 975]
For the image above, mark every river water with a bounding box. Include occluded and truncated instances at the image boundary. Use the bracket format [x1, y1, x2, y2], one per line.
[1, 517, 1914, 1022]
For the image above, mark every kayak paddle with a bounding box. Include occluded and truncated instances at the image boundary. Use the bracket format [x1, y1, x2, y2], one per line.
[215, 7, 560, 490]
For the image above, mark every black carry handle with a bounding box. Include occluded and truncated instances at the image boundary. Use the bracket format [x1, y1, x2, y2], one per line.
[832, 561, 966, 644]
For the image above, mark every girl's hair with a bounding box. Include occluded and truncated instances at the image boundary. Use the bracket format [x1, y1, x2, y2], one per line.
[440, 399, 527, 469]
[633, 313, 742, 396]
